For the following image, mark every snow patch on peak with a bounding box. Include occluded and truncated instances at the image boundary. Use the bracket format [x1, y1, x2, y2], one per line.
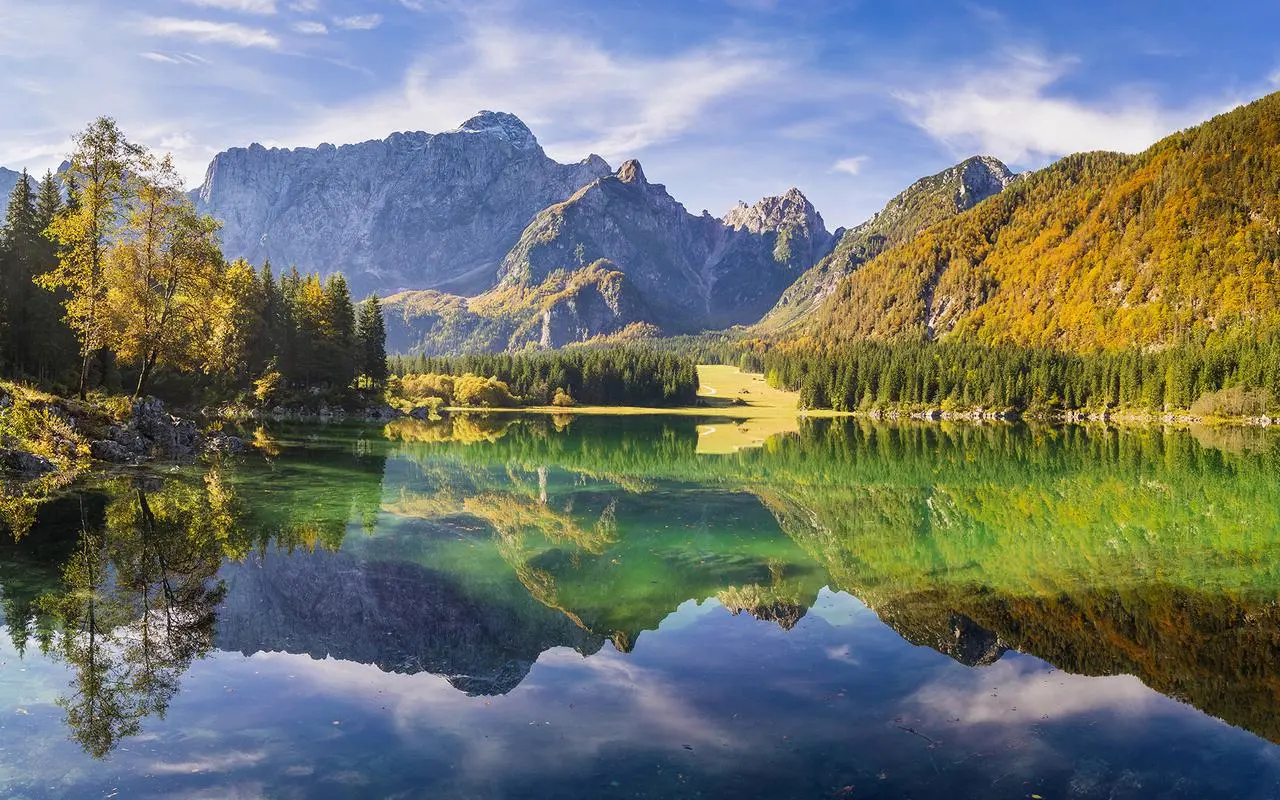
[455, 111, 539, 150]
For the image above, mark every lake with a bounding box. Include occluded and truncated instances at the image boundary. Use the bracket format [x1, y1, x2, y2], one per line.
[2, 414, 1280, 799]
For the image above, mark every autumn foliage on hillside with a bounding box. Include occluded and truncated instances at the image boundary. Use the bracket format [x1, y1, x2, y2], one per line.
[802, 93, 1280, 351]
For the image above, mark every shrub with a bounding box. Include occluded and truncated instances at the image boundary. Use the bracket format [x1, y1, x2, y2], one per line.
[397, 373, 456, 405]
[253, 366, 284, 406]
[551, 387, 576, 407]
[453, 375, 517, 408]
[1189, 386, 1274, 418]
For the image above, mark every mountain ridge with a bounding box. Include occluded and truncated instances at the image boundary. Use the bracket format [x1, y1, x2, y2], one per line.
[192, 111, 613, 297]
[756, 154, 1016, 333]
[793, 92, 1280, 351]
[383, 158, 835, 353]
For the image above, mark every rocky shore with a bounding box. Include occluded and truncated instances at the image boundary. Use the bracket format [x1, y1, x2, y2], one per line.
[865, 405, 1276, 427]
[0, 386, 249, 482]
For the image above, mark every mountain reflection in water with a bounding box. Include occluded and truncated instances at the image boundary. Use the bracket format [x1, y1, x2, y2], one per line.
[1, 415, 1279, 799]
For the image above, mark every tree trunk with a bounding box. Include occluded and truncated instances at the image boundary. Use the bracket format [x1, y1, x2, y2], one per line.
[133, 350, 158, 400]
[78, 350, 92, 401]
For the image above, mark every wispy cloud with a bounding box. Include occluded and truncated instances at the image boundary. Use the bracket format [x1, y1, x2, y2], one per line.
[287, 0, 319, 10]
[285, 24, 786, 164]
[333, 14, 382, 30]
[832, 155, 868, 176]
[292, 20, 328, 35]
[179, 0, 278, 14]
[139, 50, 211, 65]
[897, 48, 1229, 163]
[141, 17, 281, 49]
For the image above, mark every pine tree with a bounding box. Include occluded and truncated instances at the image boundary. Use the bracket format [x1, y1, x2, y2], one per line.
[250, 261, 282, 376]
[324, 274, 358, 389]
[0, 172, 34, 372]
[356, 294, 388, 390]
[30, 171, 76, 381]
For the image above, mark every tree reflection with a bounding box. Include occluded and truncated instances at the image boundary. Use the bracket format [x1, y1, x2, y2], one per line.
[38, 475, 230, 758]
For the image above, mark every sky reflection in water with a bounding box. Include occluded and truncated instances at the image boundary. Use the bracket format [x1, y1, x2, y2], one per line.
[1, 416, 1279, 799]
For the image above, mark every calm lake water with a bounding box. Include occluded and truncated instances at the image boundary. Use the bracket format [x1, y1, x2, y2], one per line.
[2, 415, 1280, 799]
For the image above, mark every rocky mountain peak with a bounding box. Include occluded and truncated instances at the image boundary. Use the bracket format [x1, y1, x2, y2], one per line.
[956, 155, 1016, 210]
[194, 115, 611, 296]
[616, 159, 647, 185]
[455, 110, 539, 150]
[755, 155, 1017, 333]
[722, 187, 827, 238]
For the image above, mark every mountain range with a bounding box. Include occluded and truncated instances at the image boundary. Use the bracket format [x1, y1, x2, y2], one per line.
[188, 111, 850, 351]
[8, 91, 1278, 355]
[192, 111, 612, 297]
[6, 110, 1019, 352]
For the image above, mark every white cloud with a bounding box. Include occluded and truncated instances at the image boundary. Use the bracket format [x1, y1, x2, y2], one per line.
[333, 14, 382, 30]
[292, 20, 328, 35]
[832, 155, 868, 176]
[0, 1, 295, 184]
[910, 659, 1162, 727]
[140, 50, 210, 65]
[141, 17, 281, 49]
[897, 48, 1229, 163]
[287, 0, 319, 10]
[179, 0, 278, 14]
[159, 131, 198, 151]
[283, 25, 785, 166]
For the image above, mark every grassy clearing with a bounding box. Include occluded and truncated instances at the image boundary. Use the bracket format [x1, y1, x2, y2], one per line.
[501, 365, 852, 454]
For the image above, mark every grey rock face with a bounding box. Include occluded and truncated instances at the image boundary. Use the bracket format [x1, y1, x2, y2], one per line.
[533, 268, 650, 348]
[498, 160, 833, 334]
[194, 111, 612, 296]
[0, 167, 24, 202]
[955, 155, 1017, 209]
[131, 397, 203, 457]
[89, 439, 136, 464]
[757, 155, 1015, 332]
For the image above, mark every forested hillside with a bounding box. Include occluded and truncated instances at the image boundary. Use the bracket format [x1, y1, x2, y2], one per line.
[757, 155, 1014, 332]
[800, 92, 1280, 350]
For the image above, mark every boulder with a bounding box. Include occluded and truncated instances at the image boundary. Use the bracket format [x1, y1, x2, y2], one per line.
[205, 432, 247, 454]
[0, 448, 56, 475]
[361, 404, 403, 421]
[90, 439, 136, 464]
[131, 397, 203, 457]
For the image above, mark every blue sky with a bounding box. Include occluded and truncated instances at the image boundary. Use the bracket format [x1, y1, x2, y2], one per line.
[1, 0, 1277, 226]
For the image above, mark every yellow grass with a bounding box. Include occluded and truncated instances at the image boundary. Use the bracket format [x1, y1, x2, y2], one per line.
[504, 365, 852, 455]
